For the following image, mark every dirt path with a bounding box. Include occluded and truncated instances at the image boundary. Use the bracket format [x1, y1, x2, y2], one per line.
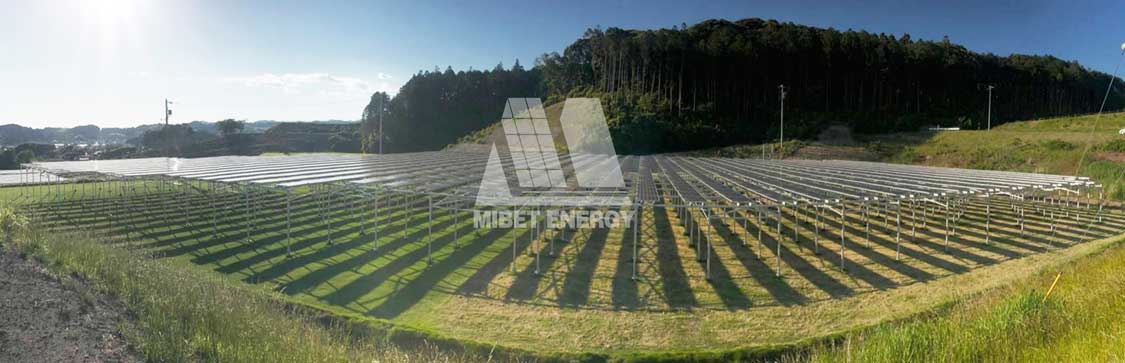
[0, 248, 140, 362]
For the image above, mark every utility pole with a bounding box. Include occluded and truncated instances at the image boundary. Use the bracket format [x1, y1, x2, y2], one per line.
[986, 85, 995, 130]
[164, 99, 173, 126]
[378, 103, 384, 155]
[778, 84, 786, 151]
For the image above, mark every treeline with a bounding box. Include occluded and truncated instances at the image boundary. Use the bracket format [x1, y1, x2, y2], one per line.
[364, 18, 1125, 153]
[0, 144, 52, 169]
[124, 121, 361, 159]
[0, 124, 148, 146]
[0, 120, 355, 148]
[361, 62, 542, 152]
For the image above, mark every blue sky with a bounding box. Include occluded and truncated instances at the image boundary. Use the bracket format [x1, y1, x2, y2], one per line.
[1, 0, 1123, 128]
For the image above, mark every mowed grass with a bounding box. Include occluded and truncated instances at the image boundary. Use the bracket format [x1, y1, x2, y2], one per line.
[8, 174, 1125, 359]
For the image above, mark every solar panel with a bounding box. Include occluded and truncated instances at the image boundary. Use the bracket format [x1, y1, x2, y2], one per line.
[26, 150, 1097, 207]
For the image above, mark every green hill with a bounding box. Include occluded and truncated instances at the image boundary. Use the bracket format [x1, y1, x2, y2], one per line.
[693, 112, 1125, 201]
[367, 18, 1125, 154]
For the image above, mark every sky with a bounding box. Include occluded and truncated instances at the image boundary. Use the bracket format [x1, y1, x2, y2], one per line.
[1, 0, 1123, 128]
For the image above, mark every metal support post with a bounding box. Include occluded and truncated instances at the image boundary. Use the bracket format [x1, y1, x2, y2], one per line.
[943, 205, 950, 251]
[895, 203, 902, 261]
[776, 205, 783, 277]
[632, 206, 639, 281]
[814, 206, 821, 254]
[533, 208, 541, 275]
[427, 195, 433, 264]
[373, 188, 380, 252]
[705, 213, 712, 281]
[839, 202, 847, 271]
[985, 199, 991, 244]
[286, 188, 293, 257]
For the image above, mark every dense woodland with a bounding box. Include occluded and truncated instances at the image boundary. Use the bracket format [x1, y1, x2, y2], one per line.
[362, 18, 1125, 154]
[361, 62, 543, 152]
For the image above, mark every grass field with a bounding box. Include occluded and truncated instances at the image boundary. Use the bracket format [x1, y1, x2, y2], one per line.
[7, 174, 1123, 360]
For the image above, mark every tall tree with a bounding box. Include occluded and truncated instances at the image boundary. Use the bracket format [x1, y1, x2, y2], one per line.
[538, 18, 1125, 152]
[361, 64, 543, 152]
[216, 119, 245, 137]
[360, 92, 391, 153]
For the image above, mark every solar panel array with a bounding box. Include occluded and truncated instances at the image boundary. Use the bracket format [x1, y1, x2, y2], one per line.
[0, 170, 64, 185]
[26, 151, 1094, 206]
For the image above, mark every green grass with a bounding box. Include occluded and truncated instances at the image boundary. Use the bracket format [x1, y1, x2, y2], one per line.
[666, 111, 1125, 362]
[681, 140, 807, 159]
[990, 112, 1125, 132]
[874, 112, 1125, 201]
[788, 233, 1125, 362]
[7, 177, 1124, 362]
[0, 209, 488, 363]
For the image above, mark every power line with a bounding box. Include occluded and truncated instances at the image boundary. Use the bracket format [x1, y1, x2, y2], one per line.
[1075, 43, 1125, 187]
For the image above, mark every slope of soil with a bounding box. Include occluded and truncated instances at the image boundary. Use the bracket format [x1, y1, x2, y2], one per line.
[0, 248, 140, 363]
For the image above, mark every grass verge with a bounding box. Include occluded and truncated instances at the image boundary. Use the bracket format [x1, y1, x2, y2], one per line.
[787, 233, 1125, 362]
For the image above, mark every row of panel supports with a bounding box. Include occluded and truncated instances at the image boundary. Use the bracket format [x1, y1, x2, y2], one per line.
[11, 172, 1119, 286]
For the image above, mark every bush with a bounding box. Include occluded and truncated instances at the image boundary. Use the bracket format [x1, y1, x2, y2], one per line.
[0, 207, 30, 245]
[1040, 139, 1075, 151]
[1099, 139, 1125, 153]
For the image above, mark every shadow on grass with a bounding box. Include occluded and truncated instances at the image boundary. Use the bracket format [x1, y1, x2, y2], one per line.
[649, 207, 700, 309]
[715, 214, 831, 303]
[506, 226, 577, 302]
[368, 226, 517, 318]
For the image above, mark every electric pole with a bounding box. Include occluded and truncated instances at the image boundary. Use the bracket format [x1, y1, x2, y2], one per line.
[378, 105, 383, 155]
[778, 84, 786, 151]
[380, 109, 384, 156]
[164, 99, 173, 126]
[986, 85, 995, 130]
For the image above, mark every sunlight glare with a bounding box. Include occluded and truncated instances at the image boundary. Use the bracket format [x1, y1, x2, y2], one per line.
[80, 0, 139, 26]
[72, 0, 149, 62]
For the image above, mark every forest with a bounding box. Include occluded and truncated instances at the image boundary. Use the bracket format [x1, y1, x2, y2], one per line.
[362, 18, 1125, 154]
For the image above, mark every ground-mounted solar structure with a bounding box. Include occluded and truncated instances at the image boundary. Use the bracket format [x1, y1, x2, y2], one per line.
[10, 150, 1124, 351]
[18, 152, 1116, 276]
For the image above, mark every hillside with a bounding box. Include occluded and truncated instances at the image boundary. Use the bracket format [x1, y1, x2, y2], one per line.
[880, 113, 1125, 200]
[366, 18, 1125, 154]
[0, 124, 156, 146]
[451, 101, 565, 149]
[0, 120, 356, 147]
[692, 112, 1125, 201]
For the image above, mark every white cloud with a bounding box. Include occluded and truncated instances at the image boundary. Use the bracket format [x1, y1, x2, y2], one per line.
[227, 72, 394, 99]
